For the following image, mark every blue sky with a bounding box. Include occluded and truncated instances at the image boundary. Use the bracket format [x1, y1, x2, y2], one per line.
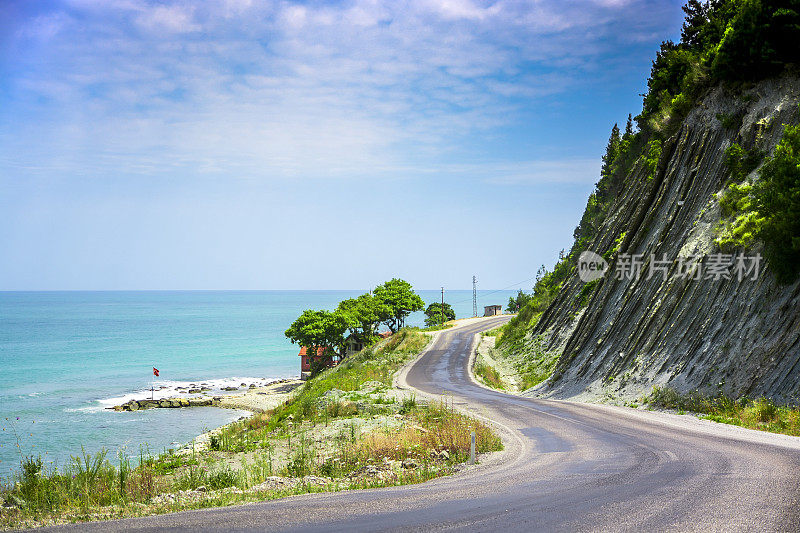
[0, 0, 684, 290]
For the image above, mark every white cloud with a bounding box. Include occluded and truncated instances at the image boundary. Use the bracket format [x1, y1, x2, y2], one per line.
[424, 0, 502, 21]
[1, 0, 676, 183]
[135, 4, 199, 33]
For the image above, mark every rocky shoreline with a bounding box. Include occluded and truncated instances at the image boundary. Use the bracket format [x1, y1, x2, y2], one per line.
[110, 396, 222, 411]
[108, 378, 303, 413]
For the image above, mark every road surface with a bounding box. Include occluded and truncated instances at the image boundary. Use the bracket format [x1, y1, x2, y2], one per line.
[40, 318, 800, 532]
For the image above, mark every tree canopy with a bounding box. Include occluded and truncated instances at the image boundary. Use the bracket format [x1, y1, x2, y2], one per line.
[373, 278, 425, 333]
[639, 0, 800, 132]
[285, 278, 425, 376]
[424, 302, 455, 327]
[505, 290, 533, 313]
[336, 293, 390, 344]
[284, 309, 348, 374]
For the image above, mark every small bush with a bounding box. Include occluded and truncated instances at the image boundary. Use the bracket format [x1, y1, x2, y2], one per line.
[753, 120, 800, 282]
[327, 400, 358, 418]
[206, 468, 239, 490]
[647, 387, 800, 436]
[400, 395, 417, 414]
[713, 118, 800, 282]
[474, 362, 505, 390]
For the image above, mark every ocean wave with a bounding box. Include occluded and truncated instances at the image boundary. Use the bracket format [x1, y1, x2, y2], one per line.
[97, 376, 284, 408]
[64, 405, 106, 413]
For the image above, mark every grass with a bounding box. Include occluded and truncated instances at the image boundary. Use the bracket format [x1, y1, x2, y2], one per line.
[481, 325, 505, 339]
[0, 328, 503, 529]
[356, 401, 501, 462]
[473, 361, 505, 390]
[512, 335, 559, 391]
[418, 323, 454, 332]
[646, 386, 800, 436]
[478, 327, 557, 392]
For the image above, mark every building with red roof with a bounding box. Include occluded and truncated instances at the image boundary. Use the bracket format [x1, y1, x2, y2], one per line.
[299, 346, 339, 378]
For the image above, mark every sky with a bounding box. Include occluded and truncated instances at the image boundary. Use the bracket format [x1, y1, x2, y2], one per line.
[0, 0, 685, 291]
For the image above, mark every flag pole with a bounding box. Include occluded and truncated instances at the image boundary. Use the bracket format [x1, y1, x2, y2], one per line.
[151, 367, 160, 401]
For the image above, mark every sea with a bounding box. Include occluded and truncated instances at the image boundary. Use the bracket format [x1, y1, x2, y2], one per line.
[0, 290, 517, 478]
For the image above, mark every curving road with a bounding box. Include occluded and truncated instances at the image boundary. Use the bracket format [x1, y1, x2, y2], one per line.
[41, 318, 800, 532]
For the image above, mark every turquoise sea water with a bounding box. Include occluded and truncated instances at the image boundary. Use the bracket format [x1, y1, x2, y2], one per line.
[0, 290, 517, 477]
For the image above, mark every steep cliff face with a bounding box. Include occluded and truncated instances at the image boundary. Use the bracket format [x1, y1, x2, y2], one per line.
[526, 75, 800, 404]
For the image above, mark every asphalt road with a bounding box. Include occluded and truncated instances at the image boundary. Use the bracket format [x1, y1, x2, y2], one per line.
[40, 318, 800, 532]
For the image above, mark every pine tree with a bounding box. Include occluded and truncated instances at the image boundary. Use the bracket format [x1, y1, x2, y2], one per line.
[600, 123, 620, 182]
[624, 114, 633, 139]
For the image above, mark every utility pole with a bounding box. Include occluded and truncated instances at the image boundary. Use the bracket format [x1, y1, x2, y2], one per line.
[440, 287, 445, 325]
[472, 276, 478, 317]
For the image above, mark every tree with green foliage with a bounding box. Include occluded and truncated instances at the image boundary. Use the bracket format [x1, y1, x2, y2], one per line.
[336, 293, 390, 344]
[373, 278, 425, 332]
[623, 114, 634, 140]
[711, 0, 800, 82]
[506, 290, 533, 313]
[284, 309, 349, 375]
[424, 302, 455, 327]
[601, 123, 621, 180]
[754, 120, 800, 282]
[714, 116, 800, 283]
[638, 0, 800, 132]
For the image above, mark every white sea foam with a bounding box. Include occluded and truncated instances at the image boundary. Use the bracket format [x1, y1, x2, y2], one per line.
[97, 376, 282, 408]
[64, 405, 106, 413]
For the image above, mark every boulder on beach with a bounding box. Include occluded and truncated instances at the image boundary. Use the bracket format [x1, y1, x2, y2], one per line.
[129, 401, 140, 411]
[188, 398, 212, 407]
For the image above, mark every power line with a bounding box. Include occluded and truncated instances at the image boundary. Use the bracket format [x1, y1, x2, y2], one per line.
[453, 274, 540, 306]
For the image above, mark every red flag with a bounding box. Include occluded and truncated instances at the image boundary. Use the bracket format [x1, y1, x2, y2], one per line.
[153, 367, 159, 377]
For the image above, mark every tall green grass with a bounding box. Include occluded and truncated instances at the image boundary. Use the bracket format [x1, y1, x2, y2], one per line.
[474, 361, 505, 390]
[647, 387, 800, 436]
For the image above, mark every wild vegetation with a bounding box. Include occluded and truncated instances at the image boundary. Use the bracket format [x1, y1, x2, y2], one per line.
[473, 361, 505, 390]
[285, 278, 425, 376]
[647, 386, 800, 436]
[0, 329, 502, 529]
[423, 302, 455, 327]
[475, 329, 558, 393]
[494, 0, 800, 402]
[715, 117, 800, 281]
[639, 0, 800, 135]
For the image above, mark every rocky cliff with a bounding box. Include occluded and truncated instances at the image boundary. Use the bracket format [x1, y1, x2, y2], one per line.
[525, 74, 800, 404]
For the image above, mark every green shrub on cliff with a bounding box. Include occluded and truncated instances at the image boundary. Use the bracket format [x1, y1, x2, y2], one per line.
[754, 120, 800, 282]
[715, 181, 764, 249]
[638, 0, 800, 133]
[714, 118, 800, 282]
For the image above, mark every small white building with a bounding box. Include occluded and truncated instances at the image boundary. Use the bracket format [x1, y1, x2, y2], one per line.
[484, 305, 503, 317]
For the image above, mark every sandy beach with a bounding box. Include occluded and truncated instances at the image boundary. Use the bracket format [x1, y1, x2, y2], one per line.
[217, 379, 304, 413]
